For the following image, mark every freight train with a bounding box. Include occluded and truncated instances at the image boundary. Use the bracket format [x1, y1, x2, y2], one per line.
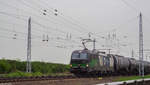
[70, 49, 150, 76]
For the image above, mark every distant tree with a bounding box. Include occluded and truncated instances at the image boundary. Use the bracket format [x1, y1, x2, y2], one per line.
[0, 59, 11, 73]
[0, 59, 69, 74]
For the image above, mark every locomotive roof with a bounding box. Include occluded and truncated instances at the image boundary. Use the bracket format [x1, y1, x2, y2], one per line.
[72, 49, 93, 53]
[72, 49, 107, 56]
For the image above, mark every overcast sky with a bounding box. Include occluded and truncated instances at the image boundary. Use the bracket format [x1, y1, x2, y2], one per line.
[0, 0, 150, 64]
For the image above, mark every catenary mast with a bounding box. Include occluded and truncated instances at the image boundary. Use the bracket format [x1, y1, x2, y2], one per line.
[26, 17, 32, 73]
[139, 13, 144, 77]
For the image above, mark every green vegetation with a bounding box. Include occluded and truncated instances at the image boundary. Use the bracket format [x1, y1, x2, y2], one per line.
[4, 71, 43, 77]
[0, 59, 70, 77]
[114, 75, 150, 81]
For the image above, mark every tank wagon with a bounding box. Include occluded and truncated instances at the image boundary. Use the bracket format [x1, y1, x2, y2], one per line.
[70, 49, 150, 76]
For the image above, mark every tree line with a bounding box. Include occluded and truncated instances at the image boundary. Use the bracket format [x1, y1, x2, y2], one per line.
[0, 59, 70, 74]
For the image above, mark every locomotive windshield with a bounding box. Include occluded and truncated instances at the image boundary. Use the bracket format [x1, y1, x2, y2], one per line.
[71, 53, 88, 59]
[72, 53, 80, 59]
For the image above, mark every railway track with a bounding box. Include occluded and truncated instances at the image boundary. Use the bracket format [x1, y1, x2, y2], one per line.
[0, 75, 97, 83]
[2, 75, 136, 85]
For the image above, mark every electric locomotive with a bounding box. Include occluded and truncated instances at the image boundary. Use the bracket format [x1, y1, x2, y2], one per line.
[70, 39, 150, 76]
[70, 49, 90, 73]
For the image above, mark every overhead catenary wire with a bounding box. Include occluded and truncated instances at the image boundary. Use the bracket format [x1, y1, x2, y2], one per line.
[0, 19, 56, 39]
[121, 0, 139, 13]
[0, 11, 27, 21]
[0, 0, 78, 37]
[19, 0, 87, 39]
[0, 0, 143, 51]
[0, 15, 79, 46]
[17, 0, 89, 35]
[0, 30, 80, 49]
[0, 26, 79, 44]
[0, 18, 80, 46]
[0, 0, 94, 45]
[0, 2, 67, 36]
[0, 24, 80, 48]
[0, 26, 44, 39]
[36, 0, 90, 32]
[0, 11, 68, 39]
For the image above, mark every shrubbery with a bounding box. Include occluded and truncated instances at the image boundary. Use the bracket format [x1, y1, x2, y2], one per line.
[4, 71, 43, 77]
[0, 59, 70, 76]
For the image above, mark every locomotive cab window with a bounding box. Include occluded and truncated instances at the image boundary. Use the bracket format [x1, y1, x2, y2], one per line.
[71, 53, 80, 59]
[80, 53, 88, 59]
[71, 52, 88, 59]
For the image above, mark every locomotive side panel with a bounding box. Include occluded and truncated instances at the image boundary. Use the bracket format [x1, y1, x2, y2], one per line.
[88, 54, 99, 72]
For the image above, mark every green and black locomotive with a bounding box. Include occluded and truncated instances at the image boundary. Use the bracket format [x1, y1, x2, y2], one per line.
[70, 49, 114, 75]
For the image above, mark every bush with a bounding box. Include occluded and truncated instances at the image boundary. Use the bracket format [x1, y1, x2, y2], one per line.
[4, 71, 26, 77]
[4, 71, 43, 77]
[32, 72, 43, 77]
[0, 59, 11, 73]
[0, 59, 70, 75]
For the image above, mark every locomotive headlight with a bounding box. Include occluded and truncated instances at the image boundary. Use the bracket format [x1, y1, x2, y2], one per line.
[70, 64, 72, 67]
[86, 64, 89, 67]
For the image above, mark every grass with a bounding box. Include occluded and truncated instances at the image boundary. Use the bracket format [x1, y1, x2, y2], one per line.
[2, 71, 43, 77]
[114, 75, 150, 82]
[0, 71, 72, 78]
[45, 72, 72, 76]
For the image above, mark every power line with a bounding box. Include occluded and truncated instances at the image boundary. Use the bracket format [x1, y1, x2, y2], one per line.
[0, 0, 90, 40]
[37, 0, 90, 32]
[32, 20, 66, 34]
[121, 0, 139, 13]
[0, 26, 80, 48]
[0, 11, 27, 21]
[19, 0, 89, 35]
[0, 1, 76, 37]
[0, 0, 99, 48]
[0, 11, 67, 38]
